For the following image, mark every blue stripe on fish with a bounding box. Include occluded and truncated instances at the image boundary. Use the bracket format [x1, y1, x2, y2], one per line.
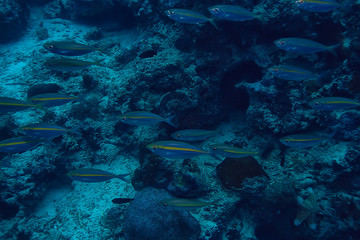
[274, 38, 340, 55]
[280, 134, 328, 148]
[308, 97, 360, 111]
[295, 0, 340, 12]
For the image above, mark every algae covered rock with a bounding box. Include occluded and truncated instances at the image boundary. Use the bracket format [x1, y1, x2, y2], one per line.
[216, 157, 268, 190]
[0, 0, 28, 43]
[124, 188, 200, 240]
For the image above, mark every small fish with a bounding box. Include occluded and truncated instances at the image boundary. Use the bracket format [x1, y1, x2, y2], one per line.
[280, 134, 327, 148]
[120, 111, 177, 127]
[160, 198, 217, 211]
[268, 65, 317, 81]
[210, 144, 258, 158]
[44, 41, 105, 56]
[274, 38, 340, 55]
[112, 198, 134, 204]
[295, 0, 340, 12]
[20, 123, 81, 139]
[0, 137, 44, 153]
[28, 93, 78, 107]
[0, 97, 44, 114]
[308, 97, 360, 111]
[67, 168, 129, 183]
[146, 141, 209, 159]
[165, 9, 218, 29]
[208, 5, 260, 21]
[171, 129, 217, 141]
[44, 57, 104, 71]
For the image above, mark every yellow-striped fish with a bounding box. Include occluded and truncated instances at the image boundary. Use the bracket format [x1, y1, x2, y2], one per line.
[280, 134, 328, 148]
[210, 144, 258, 158]
[0, 97, 43, 114]
[120, 111, 177, 127]
[295, 0, 340, 12]
[0, 137, 44, 153]
[28, 93, 78, 108]
[67, 168, 129, 183]
[146, 141, 209, 159]
[165, 9, 218, 29]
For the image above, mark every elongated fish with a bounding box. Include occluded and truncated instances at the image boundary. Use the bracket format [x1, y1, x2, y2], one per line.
[44, 41, 105, 56]
[160, 198, 217, 210]
[268, 65, 317, 81]
[280, 134, 328, 148]
[165, 9, 218, 29]
[120, 111, 177, 127]
[308, 97, 360, 111]
[295, 0, 340, 12]
[0, 137, 44, 153]
[171, 129, 217, 141]
[210, 144, 258, 158]
[28, 93, 78, 107]
[112, 198, 134, 204]
[146, 141, 209, 159]
[20, 123, 81, 139]
[0, 97, 44, 114]
[208, 5, 260, 21]
[44, 57, 104, 71]
[274, 38, 340, 55]
[67, 168, 129, 183]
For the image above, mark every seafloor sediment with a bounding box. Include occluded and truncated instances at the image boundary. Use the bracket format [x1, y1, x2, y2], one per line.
[1, 0, 360, 239]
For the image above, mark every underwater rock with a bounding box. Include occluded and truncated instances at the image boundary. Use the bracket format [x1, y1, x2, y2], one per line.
[27, 83, 61, 99]
[216, 157, 268, 190]
[124, 188, 201, 240]
[0, 0, 28, 43]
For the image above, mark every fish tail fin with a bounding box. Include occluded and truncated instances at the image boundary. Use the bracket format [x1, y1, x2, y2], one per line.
[116, 173, 131, 183]
[98, 48, 111, 55]
[70, 127, 82, 136]
[208, 18, 220, 31]
[327, 43, 341, 56]
[35, 104, 49, 113]
[94, 58, 106, 67]
[165, 115, 178, 128]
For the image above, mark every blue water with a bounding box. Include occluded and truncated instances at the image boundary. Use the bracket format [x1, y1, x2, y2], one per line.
[1, 0, 360, 239]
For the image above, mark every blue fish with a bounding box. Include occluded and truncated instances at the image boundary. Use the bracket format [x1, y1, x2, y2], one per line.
[120, 111, 177, 127]
[165, 9, 218, 29]
[208, 5, 260, 21]
[43, 41, 104, 56]
[268, 65, 317, 81]
[295, 0, 340, 12]
[0, 97, 44, 114]
[28, 93, 78, 107]
[146, 141, 209, 159]
[171, 129, 217, 141]
[274, 38, 339, 55]
[280, 134, 327, 148]
[0, 137, 44, 153]
[20, 123, 81, 139]
[67, 168, 129, 183]
[308, 97, 360, 111]
[210, 144, 258, 158]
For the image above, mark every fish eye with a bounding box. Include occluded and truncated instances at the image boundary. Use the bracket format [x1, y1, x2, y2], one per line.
[295, 0, 304, 3]
[286, 139, 290, 142]
[213, 147, 217, 150]
[315, 102, 319, 105]
[121, 117, 126, 121]
[274, 68, 279, 72]
[278, 41, 285, 45]
[48, 45, 54, 49]
[176, 134, 180, 138]
[168, 10, 174, 15]
[163, 203, 168, 207]
[213, 8, 219, 12]
[152, 145, 157, 150]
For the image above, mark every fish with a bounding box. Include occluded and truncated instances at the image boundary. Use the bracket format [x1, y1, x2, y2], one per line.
[20, 123, 81, 139]
[43, 41, 105, 56]
[171, 129, 217, 141]
[294, 188, 318, 230]
[210, 144, 258, 158]
[165, 9, 218, 29]
[67, 168, 130, 183]
[146, 141, 209, 159]
[0, 97, 44, 114]
[119, 111, 177, 127]
[295, 0, 340, 12]
[274, 38, 340, 55]
[28, 93, 78, 107]
[0, 137, 44, 153]
[268, 65, 318, 81]
[160, 198, 217, 211]
[112, 198, 134, 204]
[308, 97, 360, 111]
[208, 5, 261, 21]
[44, 57, 104, 71]
[279, 134, 328, 148]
